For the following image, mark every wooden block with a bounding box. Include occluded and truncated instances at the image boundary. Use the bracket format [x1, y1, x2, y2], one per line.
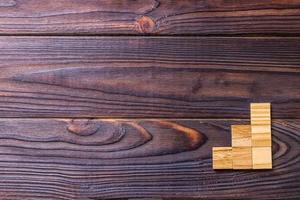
[251, 103, 271, 125]
[251, 103, 272, 147]
[251, 129, 272, 146]
[251, 124, 271, 134]
[231, 125, 251, 147]
[232, 147, 252, 169]
[213, 147, 232, 169]
[250, 103, 271, 124]
[252, 147, 272, 169]
[251, 103, 271, 121]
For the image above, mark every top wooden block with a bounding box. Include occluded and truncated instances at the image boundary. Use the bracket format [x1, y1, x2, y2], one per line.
[250, 103, 271, 126]
[250, 103, 272, 147]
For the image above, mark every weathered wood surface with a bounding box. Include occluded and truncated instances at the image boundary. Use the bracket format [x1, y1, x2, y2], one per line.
[0, 0, 300, 35]
[0, 37, 299, 118]
[0, 118, 298, 199]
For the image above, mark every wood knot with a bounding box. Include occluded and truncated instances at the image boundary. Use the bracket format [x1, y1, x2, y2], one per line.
[135, 16, 156, 34]
[67, 120, 100, 136]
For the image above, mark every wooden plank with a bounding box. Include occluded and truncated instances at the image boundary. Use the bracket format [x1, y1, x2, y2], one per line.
[0, 0, 300, 35]
[0, 36, 299, 118]
[0, 119, 298, 199]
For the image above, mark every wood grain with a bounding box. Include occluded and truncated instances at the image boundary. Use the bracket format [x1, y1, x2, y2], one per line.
[251, 103, 272, 147]
[232, 147, 252, 169]
[231, 125, 252, 147]
[212, 147, 233, 169]
[0, 118, 298, 199]
[0, 36, 299, 118]
[0, 0, 300, 35]
[252, 147, 273, 169]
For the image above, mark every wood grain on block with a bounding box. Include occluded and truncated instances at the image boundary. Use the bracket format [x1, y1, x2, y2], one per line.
[252, 147, 273, 169]
[232, 147, 252, 169]
[212, 147, 232, 169]
[0, 0, 300, 35]
[0, 37, 300, 118]
[251, 127, 272, 147]
[251, 103, 272, 147]
[251, 103, 271, 126]
[0, 119, 298, 199]
[231, 125, 252, 147]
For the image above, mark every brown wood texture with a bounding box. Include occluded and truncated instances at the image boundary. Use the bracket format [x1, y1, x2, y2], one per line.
[0, 1, 299, 198]
[0, 0, 300, 35]
[0, 118, 298, 199]
[0, 36, 299, 118]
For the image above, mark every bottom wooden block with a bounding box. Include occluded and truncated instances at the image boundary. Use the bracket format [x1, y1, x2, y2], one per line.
[233, 147, 252, 169]
[252, 147, 272, 169]
[212, 147, 232, 169]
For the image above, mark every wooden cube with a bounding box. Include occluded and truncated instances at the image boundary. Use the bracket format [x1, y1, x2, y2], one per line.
[232, 125, 251, 147]
[250, 103, 271, 123]
[232, 147, 252, 169]
[213, 147, 232, 169]
[252, 147, 272, 169]
[251, 128, 272, 146]
[250, 103, 271, 147]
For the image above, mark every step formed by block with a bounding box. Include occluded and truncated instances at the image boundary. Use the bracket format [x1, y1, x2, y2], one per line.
[212, 103, 272, 170]
[252, 147, 272, 169]
[233, 147, 252, 169]
[212, 147, 232, 169]
[251, 103, 271, 147]
[232, 125, 252, 147]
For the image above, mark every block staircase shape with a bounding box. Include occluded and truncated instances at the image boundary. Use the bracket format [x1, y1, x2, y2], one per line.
[213, 103, 272, 170]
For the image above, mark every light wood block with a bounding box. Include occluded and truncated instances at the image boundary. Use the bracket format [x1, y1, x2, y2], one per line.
[213, 147, 232, 169]
[232, 125, 251, 147]
[250, 103, 271, 127]
[251, 129, 272, 146]
[251, 103, 271, 147]
[252, 147, 272, 169]
[232, 147, 252, 169]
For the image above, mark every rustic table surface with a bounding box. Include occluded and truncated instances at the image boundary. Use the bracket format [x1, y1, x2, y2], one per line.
[0, 0, 299, 199]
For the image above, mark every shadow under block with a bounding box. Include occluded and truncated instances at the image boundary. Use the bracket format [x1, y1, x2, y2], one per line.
[212, 147, 232, 169]
[232, 147, 252, 169]
[252, 147, 272, 169]
[251, 103, 271, 147]
[232, 125, 252, 147]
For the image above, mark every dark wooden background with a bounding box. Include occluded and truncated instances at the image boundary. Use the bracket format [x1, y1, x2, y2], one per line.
[0, 0, 299, 199]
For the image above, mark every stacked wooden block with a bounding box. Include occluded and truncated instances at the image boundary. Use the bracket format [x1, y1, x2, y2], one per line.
[213, 103, 272, 170]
